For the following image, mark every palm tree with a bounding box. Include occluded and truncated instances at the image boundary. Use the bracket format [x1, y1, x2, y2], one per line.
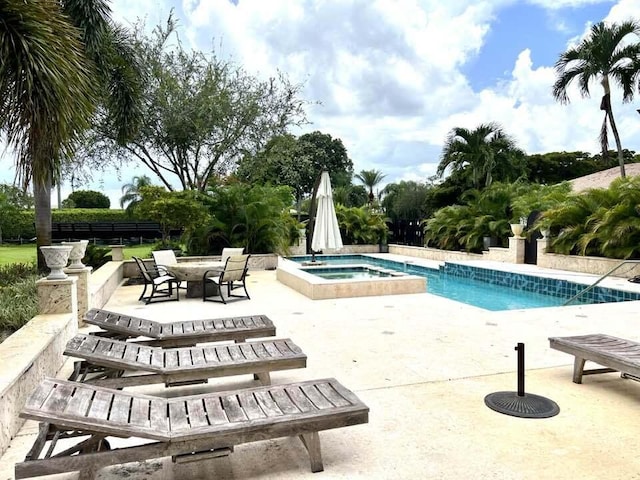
[0, 1, 95, 268]
[355, 169, 386, 205]
[437, 123, 521, 189]
[120, 175, 153, 214]
[553, 20, 640, 178]
[0, 0, 143, 269]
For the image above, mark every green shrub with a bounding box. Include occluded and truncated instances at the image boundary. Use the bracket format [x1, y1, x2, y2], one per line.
[0, 263, 39, 336]
[82, 244, 112, 270]
[65, 190, 110, 208]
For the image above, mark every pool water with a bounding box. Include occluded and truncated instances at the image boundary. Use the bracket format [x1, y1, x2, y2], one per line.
[289, 255, 591, 311]
[304, 266, 392, 280]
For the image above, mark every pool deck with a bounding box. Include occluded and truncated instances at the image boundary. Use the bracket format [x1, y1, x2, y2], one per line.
[3, 256, 640, 479]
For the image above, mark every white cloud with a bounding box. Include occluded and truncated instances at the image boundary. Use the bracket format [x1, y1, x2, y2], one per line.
[2, 0, 639, 203]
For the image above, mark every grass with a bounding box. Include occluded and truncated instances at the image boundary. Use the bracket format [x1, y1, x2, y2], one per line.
[0, 243, 153, 265]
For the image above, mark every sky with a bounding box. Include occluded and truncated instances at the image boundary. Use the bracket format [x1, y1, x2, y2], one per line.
[2, 0, 640, 208]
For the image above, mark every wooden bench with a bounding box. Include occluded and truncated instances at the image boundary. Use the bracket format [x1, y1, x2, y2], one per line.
[16, 377, 369, 479]
[66, 333, 307, 388]
[549, 334, 640, 384]
[84, 308, 276, 347]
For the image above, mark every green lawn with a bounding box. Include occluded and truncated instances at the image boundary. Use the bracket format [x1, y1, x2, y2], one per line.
[0, 244, 153, 265]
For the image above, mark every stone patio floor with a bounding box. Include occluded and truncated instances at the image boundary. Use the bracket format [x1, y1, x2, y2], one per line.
[2, 256, 640, 479]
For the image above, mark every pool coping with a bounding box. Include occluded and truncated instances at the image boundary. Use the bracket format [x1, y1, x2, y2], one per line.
[276, 257, 426, 300]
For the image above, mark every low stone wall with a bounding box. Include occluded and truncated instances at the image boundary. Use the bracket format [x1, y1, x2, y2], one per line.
[390, 239, 524, 264]
[538, 250, 640, 278]
[89, 261, 124, 309]
[0, 313, 76, 455]
[123, 254, 279, 278]
[390, 244, 483, 261]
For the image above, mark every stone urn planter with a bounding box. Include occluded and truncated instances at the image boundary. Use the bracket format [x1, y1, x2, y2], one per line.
[40, 245, 73, 280]
[510, 223, 524, 237]
[62, 240, 90, 269]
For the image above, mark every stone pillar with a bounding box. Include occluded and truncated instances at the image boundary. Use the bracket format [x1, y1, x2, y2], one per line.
[64, 266, 93, 327]
[537, 237, 550, 265]
[110, 245, 125, 261]
[36, 276, 78, 319]
[508, 236, 526, 264]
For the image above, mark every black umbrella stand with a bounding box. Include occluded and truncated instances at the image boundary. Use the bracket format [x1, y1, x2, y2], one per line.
[484, 343, 560, 419]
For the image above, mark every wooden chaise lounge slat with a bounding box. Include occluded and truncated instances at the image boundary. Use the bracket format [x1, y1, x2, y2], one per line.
[66, 333, 307, 388]
[16, 377, 369, 479]
[549, 333, 640, 384]
[84, 308, 275, 346]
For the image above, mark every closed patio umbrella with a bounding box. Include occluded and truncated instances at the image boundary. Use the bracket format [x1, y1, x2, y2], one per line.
[311, 171, 343, 256]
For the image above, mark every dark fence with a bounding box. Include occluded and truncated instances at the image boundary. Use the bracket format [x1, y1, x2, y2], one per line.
[388, 219, 424, 247]
[50, 222, 181, 244]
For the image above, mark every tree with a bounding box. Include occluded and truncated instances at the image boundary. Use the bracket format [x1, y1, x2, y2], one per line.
[86, 16, 308, 192]
[297, 131, 354, 190]
[0, 184, 33, 210]
[437, 123, 525, 189]
[0, 0, 143, 269]
[120, 175, 153, 214]
[65, 190, 110, 209]
[355, 169, 386, 204]
[135, 186, 209, 246]
[0, 0, 95, 268]
[381, 181, 433, 221]
[553, 20, 640, 178]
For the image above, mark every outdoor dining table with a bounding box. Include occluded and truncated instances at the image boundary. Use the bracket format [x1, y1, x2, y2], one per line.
[166, 261, 224, 298]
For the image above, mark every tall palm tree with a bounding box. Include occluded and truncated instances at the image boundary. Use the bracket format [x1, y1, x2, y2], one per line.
[0, 0, 143, 269]
[438, 123, 520, 189]
[120, 175, 153, 214]
[0, 0, 95, 268]
[553, 20, 640, 178]
[355, 169, 386, 205]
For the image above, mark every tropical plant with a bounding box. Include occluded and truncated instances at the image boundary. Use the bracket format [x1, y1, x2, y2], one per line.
[355, 169, 386, 205]
[0, 262, 38, 337]
[437, 123, 525, 189]
[552, 20, 640, 177]
[423, 182, 537, 252]
[120, 175, 152, 214]
[0, 1, 95, 269]
[0, 0, 143, 270]
[185, 184, 296, 255]
[381, 180, 433, 221]
[539, 177, 640, 258]
[335, 205, 389, 245]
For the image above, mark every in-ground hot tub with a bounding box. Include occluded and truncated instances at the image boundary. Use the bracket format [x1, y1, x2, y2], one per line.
[276, 257, 426, 300]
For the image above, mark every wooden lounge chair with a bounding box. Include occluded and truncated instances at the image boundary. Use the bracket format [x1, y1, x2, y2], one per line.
[84, 308, 275, 347]
[16, 377, 369, 479]
[549, 334, 640, 384]
[66, 333, 307, 388]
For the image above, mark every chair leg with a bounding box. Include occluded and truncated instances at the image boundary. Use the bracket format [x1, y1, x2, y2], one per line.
[299, 432, 323, 473]
[220, 282, 227, 304]
[138, 283, 148, 301]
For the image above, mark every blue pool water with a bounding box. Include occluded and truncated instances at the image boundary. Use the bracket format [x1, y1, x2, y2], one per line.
[289, 255, 640, 311]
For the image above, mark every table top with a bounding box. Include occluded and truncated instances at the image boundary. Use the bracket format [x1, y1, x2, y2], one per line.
[166, 261, 224, 281]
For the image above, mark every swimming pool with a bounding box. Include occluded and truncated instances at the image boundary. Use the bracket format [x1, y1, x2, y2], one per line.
[304, 266, 395, 280]
[286, 254, 640, 311]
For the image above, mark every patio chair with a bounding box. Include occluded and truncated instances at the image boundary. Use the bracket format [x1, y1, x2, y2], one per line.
[151, 249, 178, 273]
[221, 247, 245, 263]
[132, 256, 181, 304]
[203, 254, 251, 303]
[16, 377, 369, 478]
[66, 333, 307, 388]
[83, 308, 276, 347]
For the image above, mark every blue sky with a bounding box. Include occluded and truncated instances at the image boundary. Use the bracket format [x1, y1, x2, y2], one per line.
[1, 0, 640, 207]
